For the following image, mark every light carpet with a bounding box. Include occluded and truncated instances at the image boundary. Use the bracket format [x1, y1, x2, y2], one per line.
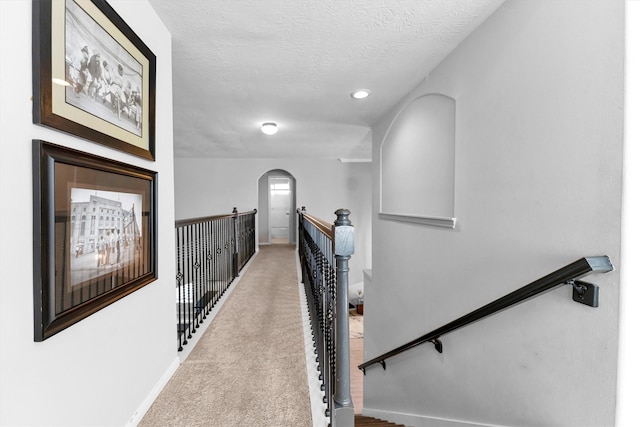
[140, 244, 312, 427]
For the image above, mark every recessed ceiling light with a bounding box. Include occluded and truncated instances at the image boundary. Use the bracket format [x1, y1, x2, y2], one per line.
[261, 122, 278, 135]
[350, 89, 370, 100]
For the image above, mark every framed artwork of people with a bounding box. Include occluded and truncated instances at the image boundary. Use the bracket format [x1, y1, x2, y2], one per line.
[33, 0, 156, 160]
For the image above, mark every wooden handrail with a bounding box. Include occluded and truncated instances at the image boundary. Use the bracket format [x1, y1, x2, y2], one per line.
[297, 208, 333, 240]
[358, 256, 614, 373]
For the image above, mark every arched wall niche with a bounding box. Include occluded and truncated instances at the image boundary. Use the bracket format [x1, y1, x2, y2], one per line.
[380, 93, 457, 228]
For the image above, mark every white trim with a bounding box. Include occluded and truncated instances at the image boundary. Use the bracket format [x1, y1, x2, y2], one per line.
[362, 408, 509, 427]
[339, 158, 372, 163]
[379, 212, 457, 229]
[126, 357, 180, 427]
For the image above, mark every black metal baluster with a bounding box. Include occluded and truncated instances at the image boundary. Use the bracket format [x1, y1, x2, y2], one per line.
[194, 221, 202, 329]
[217, 218, 223, 296]
[243, 215, 247, 266]
[212, 219, 216, 307]
[181, 226, 188, 347]
[221, 218, 226, 293]
[187, 224, 194, 338]
[201, 220, 208, 316]
[225, 217, 232, 286]
[182, 224, 189, 341]
[238, 214, 244, 269]
[215, 218, 221, 300]
[204, 219, 212, 316]
[221, 218, 226, 296]
[191, 223, 198, 335]
[227, 217, 232, 285]
[176, 227, 184, 351]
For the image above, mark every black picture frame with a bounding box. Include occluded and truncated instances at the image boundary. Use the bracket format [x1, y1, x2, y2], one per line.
[33, 0, 156, 160]
[33, 140, 158, 341]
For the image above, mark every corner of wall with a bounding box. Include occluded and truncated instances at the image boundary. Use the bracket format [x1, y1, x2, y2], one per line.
[126, 357, 180, 426]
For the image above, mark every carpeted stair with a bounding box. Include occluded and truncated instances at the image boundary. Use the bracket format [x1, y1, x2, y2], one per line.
[355, 414, 406, 426]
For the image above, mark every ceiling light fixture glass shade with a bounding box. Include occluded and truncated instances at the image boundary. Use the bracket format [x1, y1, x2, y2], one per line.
[350, 89, 370, 99]
[261, 122, 278, 135]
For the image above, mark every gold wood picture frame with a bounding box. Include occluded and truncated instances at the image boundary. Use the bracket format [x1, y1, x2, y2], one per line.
[33, 0, 156, 160]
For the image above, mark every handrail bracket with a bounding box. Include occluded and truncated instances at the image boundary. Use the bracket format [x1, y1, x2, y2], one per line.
[568, 279, 599, 307]
[430, 338, 443, 353]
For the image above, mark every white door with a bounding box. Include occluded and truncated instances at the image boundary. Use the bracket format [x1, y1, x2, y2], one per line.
[269, 177, 291, 243]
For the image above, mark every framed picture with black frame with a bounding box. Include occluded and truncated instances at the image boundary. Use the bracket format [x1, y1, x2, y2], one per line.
[33, 0, 156, 160]
[33, 140, 158, 341]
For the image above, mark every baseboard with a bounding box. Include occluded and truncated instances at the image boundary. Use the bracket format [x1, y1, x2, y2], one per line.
[127, 356, 180, 427]
[362, 408, 509, 427]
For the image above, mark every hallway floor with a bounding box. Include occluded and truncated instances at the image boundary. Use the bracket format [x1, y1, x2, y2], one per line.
[141, 245, 312, 426]
[140, 245, 366, 426]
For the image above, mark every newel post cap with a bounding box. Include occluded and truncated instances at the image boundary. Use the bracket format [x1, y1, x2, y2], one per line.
[334, 209, 354, 256]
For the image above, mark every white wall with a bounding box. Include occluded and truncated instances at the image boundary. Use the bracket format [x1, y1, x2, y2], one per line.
[616, 1, 640, 426]
[365, 1, 623, 426]
[0, 1, 177, 425]
[174, 157, 372, 284]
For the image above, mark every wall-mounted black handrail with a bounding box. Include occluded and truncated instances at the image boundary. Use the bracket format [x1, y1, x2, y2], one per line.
[358, 256, 614, 373]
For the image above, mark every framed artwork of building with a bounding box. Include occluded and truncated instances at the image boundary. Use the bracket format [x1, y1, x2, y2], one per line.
[33, 0, 156, 160]
[32, 140, 158, 341]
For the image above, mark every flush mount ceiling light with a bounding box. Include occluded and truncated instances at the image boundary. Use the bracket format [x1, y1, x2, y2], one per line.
[261, 122, 278, 135]
[350, 89, 370, 100]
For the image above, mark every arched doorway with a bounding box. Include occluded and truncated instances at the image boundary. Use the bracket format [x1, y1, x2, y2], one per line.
[257, 169, 297, 244]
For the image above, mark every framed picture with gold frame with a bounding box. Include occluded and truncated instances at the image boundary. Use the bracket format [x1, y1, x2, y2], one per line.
[32, 140, 158, 341]
[33, 0, 156, 160]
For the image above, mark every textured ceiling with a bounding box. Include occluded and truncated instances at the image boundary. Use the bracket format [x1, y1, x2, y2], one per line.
[147, 0, 506, 159]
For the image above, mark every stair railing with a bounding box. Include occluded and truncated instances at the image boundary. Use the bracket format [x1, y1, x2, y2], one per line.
[175, 208, 257, 352]
[359, 256, 614, 373]
[298, 207, 355, 427]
